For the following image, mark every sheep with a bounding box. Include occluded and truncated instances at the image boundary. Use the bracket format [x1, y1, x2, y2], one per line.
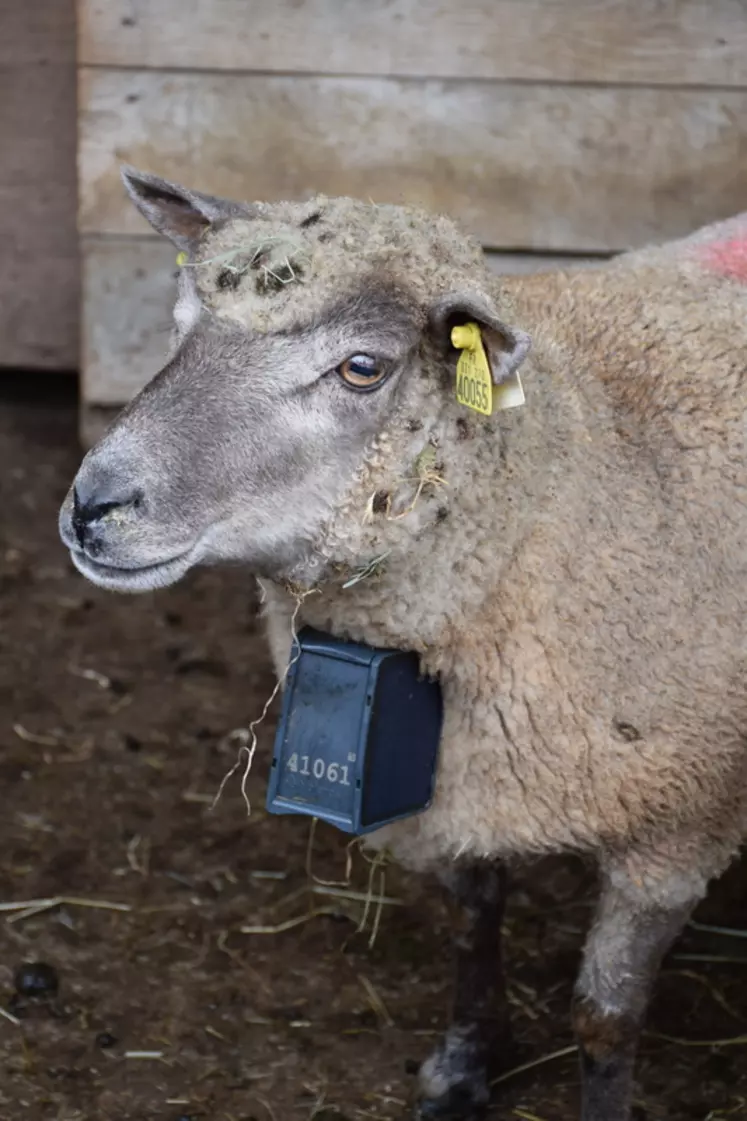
[59, 166, 747, 1121]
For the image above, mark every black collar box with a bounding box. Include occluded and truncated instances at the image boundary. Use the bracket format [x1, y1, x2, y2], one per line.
[267, 628, 443, 835]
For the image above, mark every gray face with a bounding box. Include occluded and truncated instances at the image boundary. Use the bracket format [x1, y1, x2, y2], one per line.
[60, 282, 425, 592]
[59, 169, 528, 594]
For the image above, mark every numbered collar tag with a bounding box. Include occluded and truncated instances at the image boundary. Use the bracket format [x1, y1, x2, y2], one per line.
[267, 628, 442, 835]
[451, 322, 525, 414]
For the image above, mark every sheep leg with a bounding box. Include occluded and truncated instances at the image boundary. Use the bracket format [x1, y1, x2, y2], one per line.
[573, 870, 698, 1121]
[417, 859, 511, 1118]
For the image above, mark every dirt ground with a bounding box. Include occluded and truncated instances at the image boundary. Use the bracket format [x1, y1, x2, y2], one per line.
[0, 374, 745, 1121]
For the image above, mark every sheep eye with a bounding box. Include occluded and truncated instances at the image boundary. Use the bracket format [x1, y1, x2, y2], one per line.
[338, 354, 387, 390]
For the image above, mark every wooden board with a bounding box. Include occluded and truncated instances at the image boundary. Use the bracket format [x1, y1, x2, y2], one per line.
[78, 0, 747, 87]
[1, 1, 76, 65]
[81, 235, 598, 406]
[82, 238, 178, 405]
[78, 70, 747, 254]
[0, 1, 78, 369]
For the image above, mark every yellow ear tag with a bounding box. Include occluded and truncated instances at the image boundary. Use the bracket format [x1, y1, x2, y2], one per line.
[451, 322, 493, 416]
[451, 322, 526, 414]
[175, 251, 188, 267]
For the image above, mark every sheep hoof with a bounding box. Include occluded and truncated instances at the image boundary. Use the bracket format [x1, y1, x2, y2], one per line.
[415, 1078, 490, 1119]
[415, 1025, 494, 1119]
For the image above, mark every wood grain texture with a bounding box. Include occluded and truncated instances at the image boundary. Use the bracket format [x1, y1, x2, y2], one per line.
[1, 0, 76, 65]
[82, 238, 177, 404]
[0, 0, 78, 369]
[78, 0, 747, 87]
[79, 69, 747, 253]
[81, 236, 599, 405]
[79, 404, 120, 450]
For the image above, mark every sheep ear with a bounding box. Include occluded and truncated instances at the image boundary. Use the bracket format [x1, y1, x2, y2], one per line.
[120, 166, 250, 252]
[429, 292, 531, 384]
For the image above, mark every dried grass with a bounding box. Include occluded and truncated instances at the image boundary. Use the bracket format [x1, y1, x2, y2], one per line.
[490, 1045, 578, 1088]
[689, 920, 747, 940]
[388, 445, 447, 521]
[646, 1030, 747, 1047]
[357, 973, 394, 1028]
[0, 896, 131, 925]
[181, 235, 312, 291]
[663, 968, 744, 1022]
[212, 591, 312, 815]
[362, 444, 447, 525]
[341, 551, 392, 589]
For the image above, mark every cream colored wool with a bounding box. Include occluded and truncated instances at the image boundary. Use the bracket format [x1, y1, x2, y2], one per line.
[257, 210, 747, 902]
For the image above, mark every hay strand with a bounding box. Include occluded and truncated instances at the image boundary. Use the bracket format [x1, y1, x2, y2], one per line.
[1, 895, 131, 925]
[689, 920, 747, 940]
[490, 1045, 578, 1088]
[212, 592, 309, 816]
[342, 551, 391, 589]
[357, 973, 394, 1028]
[646, 1030, 747, 1048]
[240, 908, 345, 935]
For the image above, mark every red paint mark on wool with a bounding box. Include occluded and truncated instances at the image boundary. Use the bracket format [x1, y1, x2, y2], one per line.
[699, 233, 747, 282]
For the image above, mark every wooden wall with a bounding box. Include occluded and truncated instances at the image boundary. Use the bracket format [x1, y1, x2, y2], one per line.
[1, 2, 78, 370]
[78, 1, 747, 408]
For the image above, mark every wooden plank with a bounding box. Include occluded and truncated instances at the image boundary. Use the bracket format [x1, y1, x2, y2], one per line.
[81, 236, 597, 406]
[79, 404, 122, 450]
[79, 69, 747, 254]
[82, 238, 177, 405]
[0, 1, 78, 369]
[487, 253, 603, 275]
[1, 0, 75, 65]
[78, 0, 747, 87]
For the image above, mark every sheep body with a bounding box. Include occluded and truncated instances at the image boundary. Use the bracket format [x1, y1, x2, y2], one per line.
[262, 213, 747, 902]
[61, 170, 747, 1119]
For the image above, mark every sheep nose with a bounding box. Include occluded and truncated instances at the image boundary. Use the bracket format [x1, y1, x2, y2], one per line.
[71, 479, 142, 548]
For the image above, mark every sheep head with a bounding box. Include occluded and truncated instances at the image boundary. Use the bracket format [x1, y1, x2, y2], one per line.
[59, 169, 531, 594]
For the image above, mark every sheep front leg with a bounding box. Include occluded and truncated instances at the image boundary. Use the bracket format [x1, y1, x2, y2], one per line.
[417, 859, 511, 1118]
[573, 867, 700, 1121]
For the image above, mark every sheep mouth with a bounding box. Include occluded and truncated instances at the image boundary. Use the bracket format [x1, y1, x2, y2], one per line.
[68, 547, 196, 593]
